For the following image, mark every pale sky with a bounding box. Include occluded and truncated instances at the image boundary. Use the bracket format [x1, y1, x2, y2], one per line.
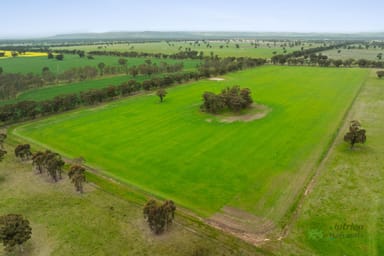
[1, 0, 383, 38]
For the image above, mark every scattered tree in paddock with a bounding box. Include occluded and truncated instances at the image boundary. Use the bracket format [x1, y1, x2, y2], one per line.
[0, 214, 32, 253]
[156, 88, 167, 102]
[43, 151, 65, 182]
[97, 62, 106, 76]
[47, 52, 54, 59]
[32, 151, 45, 174]
[55, 53, 64, 61]
[377, 70, 384, 79]
[68, 165, 86, 193]
[14, 144, 32, 160]
[143, 199, 176, 234]
[0, 133, 6, 149]
[344, 120, 366, 149]
[118, 58, 128, 74]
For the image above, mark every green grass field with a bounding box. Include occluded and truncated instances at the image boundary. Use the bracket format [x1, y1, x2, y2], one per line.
[274, 71, 384, 255]
[52, 40, 322, 58]
[0, 54, 199, 74]
[321, 47, 384, 61]
[13, 66, 368, 224]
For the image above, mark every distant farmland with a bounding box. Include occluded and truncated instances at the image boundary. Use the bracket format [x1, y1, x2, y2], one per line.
[52, 40, 324, 58]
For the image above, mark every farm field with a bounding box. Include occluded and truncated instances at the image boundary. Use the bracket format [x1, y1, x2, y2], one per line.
[0, 74, 151, 106]
[13, 66, 368, 226]
[52, 40, 324, 58]
[0, 143, 261, 256]
[274, 71, 384, 255]
[0, 50, 47, 58]
[321, 47, 384, 61]
[0, 54, 200, 74]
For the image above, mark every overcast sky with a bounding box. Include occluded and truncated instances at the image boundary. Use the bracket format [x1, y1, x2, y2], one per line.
[1, 0, 383, 38]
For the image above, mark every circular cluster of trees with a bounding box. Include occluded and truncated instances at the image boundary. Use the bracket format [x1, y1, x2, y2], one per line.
[201, 85, 253, 114]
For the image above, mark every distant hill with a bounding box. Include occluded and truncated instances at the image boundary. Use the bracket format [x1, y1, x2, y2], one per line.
[50, 31, 384, 41]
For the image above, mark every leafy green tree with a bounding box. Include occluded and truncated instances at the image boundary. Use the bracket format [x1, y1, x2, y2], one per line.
[0, 214, 32, 253]
[55, 54, 64, 61]
[118, 58, 128, 74]
[47, 52, 54, 59]
[97, 62, 105, 76]
[156, 88, 167, 103]
[143, 199, 176, 234]
[377, 70, 384, 79]
[344, 120, 366, 149]
[32, 151, 45, 174]
[43, 151, 64, 182]
[14, 144, 32, 160]
[68, 165, 86, 193]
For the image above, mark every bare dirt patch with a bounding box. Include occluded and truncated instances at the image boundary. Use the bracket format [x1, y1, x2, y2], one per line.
[206, 104, 271, 123]
[206, 206, 275, 246]
[209, 77, 225, 81]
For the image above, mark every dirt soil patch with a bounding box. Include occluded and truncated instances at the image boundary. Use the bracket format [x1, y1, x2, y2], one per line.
[206, 206, 275, 246]
[207, 104, 271, 123]
[209, 77, 225, 81]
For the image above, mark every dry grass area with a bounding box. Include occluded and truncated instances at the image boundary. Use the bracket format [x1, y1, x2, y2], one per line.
[0, 143, 263, 256]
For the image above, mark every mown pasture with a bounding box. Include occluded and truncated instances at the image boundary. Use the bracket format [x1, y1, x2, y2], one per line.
[321, 47, 384, 61]
[13, 66, 368, 225]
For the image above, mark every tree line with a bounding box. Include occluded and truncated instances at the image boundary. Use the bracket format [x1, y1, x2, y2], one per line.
[84, 49, 206, 60]
[271, 53, 384, 68]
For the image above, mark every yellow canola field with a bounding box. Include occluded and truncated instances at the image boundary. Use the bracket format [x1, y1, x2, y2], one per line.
[0, 50, 47, 58]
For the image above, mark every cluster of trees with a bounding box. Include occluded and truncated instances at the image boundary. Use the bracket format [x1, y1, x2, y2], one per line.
[201, 85, 253, 113]
[32, 150, 64, 182]
[344, 120, 366, 149]
[68, 165, 86, 193]
[143, 199, 176, 234]
[56, 66, 98, 82]
[0, 73, 43, 99]
[199, 57, 266, 77]
[87, 49, 205, 60]
[0, 214, 32, 253]
[97, 60, 184, 77]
